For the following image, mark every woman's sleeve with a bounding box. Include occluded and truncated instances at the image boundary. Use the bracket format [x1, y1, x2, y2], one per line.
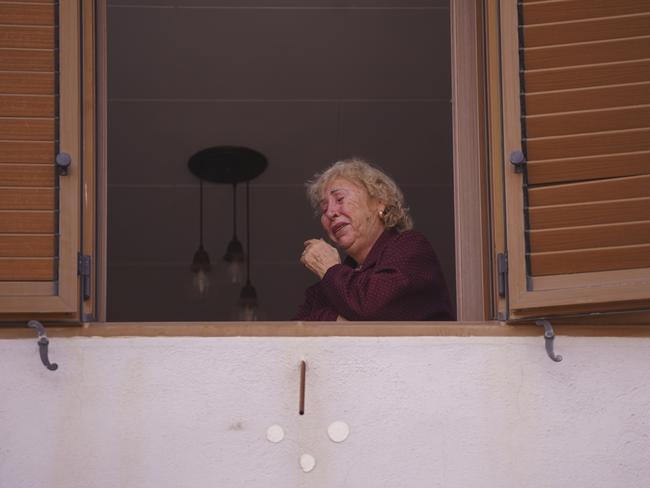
[293, 283, 339, 321]
[319, 232, 453, 321]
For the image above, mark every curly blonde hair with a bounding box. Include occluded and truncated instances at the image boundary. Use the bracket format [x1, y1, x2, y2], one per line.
[306, 158, 413, 232]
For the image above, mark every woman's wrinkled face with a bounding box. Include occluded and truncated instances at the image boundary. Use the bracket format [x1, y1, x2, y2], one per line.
[319, 178, 385, 262]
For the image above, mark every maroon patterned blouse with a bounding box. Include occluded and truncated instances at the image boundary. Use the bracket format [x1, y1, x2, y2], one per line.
[294, 229, 455, 321]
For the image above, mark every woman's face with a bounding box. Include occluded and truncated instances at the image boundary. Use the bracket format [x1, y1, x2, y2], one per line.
[319, 178, 385, 263]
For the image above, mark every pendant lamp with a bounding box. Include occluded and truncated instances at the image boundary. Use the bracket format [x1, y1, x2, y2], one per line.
[187, 146, 267, 315]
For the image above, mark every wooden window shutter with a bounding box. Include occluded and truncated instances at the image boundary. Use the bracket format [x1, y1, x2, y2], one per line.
[0, 1, 82, 318]
[500, 0, 650, 319]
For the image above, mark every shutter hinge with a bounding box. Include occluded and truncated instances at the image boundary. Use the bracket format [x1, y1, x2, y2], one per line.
[77, 253, 91, 301]
[497, 252, 508, 298]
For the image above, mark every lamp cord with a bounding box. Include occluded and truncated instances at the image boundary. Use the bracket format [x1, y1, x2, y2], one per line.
[199, 179, 204, 246]
[246, 181, 251, 283]
[232, 183, 238, 239]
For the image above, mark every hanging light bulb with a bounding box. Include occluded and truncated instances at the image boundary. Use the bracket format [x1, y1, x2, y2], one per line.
[223, 183, 245, 284]
[193, 269, 209, 296]
[238, 280, 258, 321]
[224, 238, 245, 284]
[191, 245, 211, 296]
[191, 179, 211, 296]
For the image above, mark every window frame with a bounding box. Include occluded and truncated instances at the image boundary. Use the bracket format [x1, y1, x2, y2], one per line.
[93, 0, 492, 323]
[451, 0, 491, 321]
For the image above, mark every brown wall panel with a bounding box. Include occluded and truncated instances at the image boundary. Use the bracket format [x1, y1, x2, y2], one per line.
[0, 26, 55, 49]
[524, 14, 650, 47]
[0, 72, 55, 95]
[523, 0, 650, 25]
[0, 118, 55, 141]
[529, 221, 650, 253]
[0, 95, 55, 117]
[0, 257, 54, 280]
[524, 36, 650, 70]
[0, 211, 55, 233]
[525, 59, 650, 93]
[0, 49, 55, 71]
[0, 141, 54, 163]
[529, 197, 650, 229]
[0, 235, 55, 257]
[526, 105, 650, 138]
[530, 244, 650, 276]
[0, 164, 54, 187]
[525, 83, 650, 115]
[529, 175, 650, 206]
[0, 188, 55, 210]
[527, 152, 650, 185]
[526, 128, 650, 161]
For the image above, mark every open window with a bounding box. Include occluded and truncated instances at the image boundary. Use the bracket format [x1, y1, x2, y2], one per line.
[497, 1, 650, 320]
[12, 1, 646, 327]
[103, 1, 459, 322]
[2, 1, 479, 326]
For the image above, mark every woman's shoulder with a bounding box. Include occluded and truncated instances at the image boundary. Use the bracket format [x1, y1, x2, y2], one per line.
[391, 229, 433, 247]
[382, 229, 436, 258]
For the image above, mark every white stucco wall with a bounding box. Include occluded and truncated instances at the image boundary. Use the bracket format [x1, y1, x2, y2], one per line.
[1, 336, 649, 488]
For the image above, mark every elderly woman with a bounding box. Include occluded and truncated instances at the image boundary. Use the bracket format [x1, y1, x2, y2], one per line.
[295, 159, 454, 321]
